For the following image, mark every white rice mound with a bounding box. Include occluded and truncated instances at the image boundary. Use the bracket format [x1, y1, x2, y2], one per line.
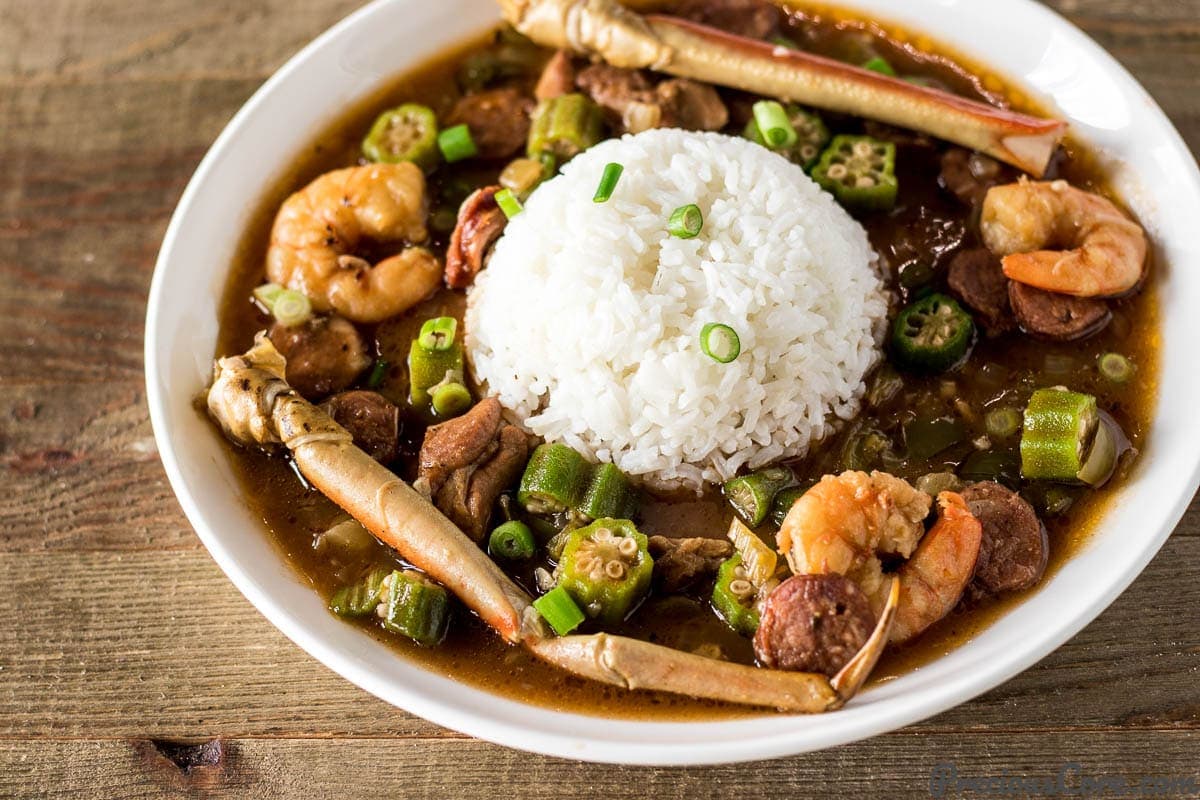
[466, 129, 887, 491]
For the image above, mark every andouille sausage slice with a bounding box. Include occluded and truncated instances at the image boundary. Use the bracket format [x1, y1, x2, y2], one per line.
[754, 574, 876, 677]
[1008, 281, 1112, 341]
[445, 88, 534, 160]
[961, 481, 1048, 599]
[320, 390, 400, 464]
[268, 315, 371, 401]
[947, 248, 1014, 335]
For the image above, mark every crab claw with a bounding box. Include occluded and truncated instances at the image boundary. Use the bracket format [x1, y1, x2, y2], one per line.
[207, 333, 535, 643]
[497, 0, 1067, 176]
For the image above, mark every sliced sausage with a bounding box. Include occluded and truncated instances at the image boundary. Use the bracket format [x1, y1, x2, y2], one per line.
[648, 536, 733, 594]
[445, 88, 534, 160]
[671, 0, 782, 41]
[1008, 281, 1112, 341]
[320, 390, 400, 464]
[445, 186, 507, 289]
[961, 481, 1048, 599]
[268, 315, 371, 401]
[947, 248, 1014, 336]
[754, 574, 876, 677]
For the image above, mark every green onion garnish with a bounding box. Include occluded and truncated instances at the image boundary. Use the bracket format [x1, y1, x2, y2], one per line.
[593, 162, 624, 203]
[252, 282, 285, 312]
[668, 204, 704, 239]
[533, 585, 585, 636]
[488, 520, 536, 560]
[862, 56, 897, 77]
[769, 35, 800, 50]
[494, 187, 523, 219]
[700, 322, 740, 363]
[366, 359, 389, 389]
[1098, 352, 1134, 383]
[271, 289, 313, 327]
[431, 381, 472, 418]
[751, 100, 798, 149]
[418, 316, 458, 351]
[437, 124, 477, 163]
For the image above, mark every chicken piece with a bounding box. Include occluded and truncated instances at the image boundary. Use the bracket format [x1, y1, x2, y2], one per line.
[535, 49, 576, 100]
[445, 88, 535, 160]
[417, 397, 529, 540]
[267, 316, 371, 401]
[576, 64, 727, 133]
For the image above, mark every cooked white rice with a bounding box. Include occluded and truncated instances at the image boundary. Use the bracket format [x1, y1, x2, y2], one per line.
[466, 129, 887, 491]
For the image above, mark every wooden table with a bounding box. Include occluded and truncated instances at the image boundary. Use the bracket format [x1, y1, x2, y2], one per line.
[1, 0, 1197, 796]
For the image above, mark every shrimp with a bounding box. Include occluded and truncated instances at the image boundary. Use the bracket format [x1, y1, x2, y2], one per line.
[778, 471, 982, 644]
[267, 162, 442, 324]
[980, 179, 1147, 298]
[889, 492, 982, 644]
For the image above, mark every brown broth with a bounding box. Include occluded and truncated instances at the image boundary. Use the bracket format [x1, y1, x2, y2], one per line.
[211, 5, 1160, 720]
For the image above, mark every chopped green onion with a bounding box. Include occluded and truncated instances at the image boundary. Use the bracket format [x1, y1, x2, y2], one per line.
[984, 406, 1023, 439]
[533, 585, 586, 636]
[437, 123, 477, 163]
[366, 359, 389, 389]
[700, 322, 740, 363]
[769, 35, 800, 50]
[431, 382, 472, 418]
[488, 520, 536, 560]
[1098, 352, 1134, 383]
[1020, 388, 1098, 482]
[271, 289, 313, 327]
[668, 203, 704, 239]
[593, 162, 624, 203]
[751, 100, 798, 149]
[494, 187, 523, 219]
[418, 317, 458, 351]
[862, 56, 896, 76]
[252, 282, 285, 312]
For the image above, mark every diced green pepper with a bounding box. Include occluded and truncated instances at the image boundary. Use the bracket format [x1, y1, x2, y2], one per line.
[383, 570, 451, 646]
[723, 466, 797, 527]
[742, 105, 831, 170]
[890, 293, 974, 373]
[812, 135, 898, 211]
[577, 462, 638, 522]
[556, 518, 653, 625]
[838, 422, 895, 472]
[329, 567, 391, 618]
[904, 416, 967, 461]
[711, 555, 759, 636]
[958, 447, 1021, 488]
[517, 443, 588, 514]
[362, 104, 440, 171]
[527, 93, 604, 162]
[1020, 388, 1098, 482]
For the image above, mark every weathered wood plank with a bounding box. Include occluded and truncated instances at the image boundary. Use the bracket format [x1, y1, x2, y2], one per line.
[0, 539, 1196, 739]
[1, 732, 1198, 799]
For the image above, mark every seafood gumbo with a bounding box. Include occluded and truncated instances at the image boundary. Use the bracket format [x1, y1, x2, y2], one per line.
[206, 0, 1157, 717]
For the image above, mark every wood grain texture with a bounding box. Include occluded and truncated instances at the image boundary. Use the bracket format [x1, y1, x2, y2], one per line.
[1, 0, 1198, 795]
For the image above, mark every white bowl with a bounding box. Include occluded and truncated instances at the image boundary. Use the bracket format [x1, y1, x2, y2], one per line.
[146, 0, 1200, 765]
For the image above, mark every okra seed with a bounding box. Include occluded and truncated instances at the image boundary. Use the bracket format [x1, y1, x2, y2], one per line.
[828, 163, 848, 179]
[605, 560, 626, 580]
[729, 578, 755, 598]
[617, 537, 638, 557]
[852, 140, 874, 158]
[856, 176, 876, 188]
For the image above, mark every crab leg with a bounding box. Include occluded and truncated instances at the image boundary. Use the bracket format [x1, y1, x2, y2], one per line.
[206, 334, 896, 711]
[532, 576, 898, 711]
[497, 0, 1066, 176]
[206, 333, 534, 643]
